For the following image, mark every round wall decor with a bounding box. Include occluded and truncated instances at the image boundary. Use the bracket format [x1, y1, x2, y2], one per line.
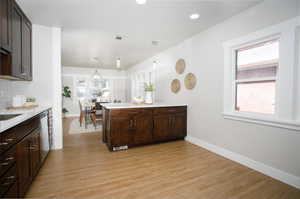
[175, 59, 186, 74]
[171, 79, 181, 94]
[184, 73, 197, 90]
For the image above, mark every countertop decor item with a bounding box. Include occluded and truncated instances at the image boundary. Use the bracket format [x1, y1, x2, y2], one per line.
[7, 105, 39, 110]
[132, 96, 144, 104]
[184, 73, 197, 90]
[175, 59, 186, 74]
[12, 95, 26, 107]
[171, 79, 181, 93]
[144, 83, 155, 104]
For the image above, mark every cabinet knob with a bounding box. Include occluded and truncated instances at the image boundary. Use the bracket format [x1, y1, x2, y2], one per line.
[6, 157, 14, 161]
[1, 182, 11, 186]
[0, 142, 9, 146]
[6, 176, 15, 180]
[1, 162, 9, 166]
[29, 146, 36, 150]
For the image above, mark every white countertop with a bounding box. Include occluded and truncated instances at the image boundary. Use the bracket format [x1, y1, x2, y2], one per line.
[0, 105, 52, 133]
[101, 103, 187, 109]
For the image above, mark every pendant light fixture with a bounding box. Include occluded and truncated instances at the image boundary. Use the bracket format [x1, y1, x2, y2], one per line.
[153, 61, 157, 70]
[116, 58, 121, 69]
[92, 57, 103, 81]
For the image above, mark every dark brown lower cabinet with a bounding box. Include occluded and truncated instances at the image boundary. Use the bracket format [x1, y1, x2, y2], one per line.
[172, 112, 187, 139]
[2, 180, 18, 198]
[103, 106, 187, 151]
[17, 127, 40, 198]
[16, 134, 31, 197]
[29, 129, 40, 178]
[131, 110, 153, 146]
[153, 114, 172, 142]
[1, 110, 51, 198]
[110, 117, 131, 147]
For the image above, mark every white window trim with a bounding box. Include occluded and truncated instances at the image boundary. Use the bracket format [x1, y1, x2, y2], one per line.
[223, 17, 300, 131]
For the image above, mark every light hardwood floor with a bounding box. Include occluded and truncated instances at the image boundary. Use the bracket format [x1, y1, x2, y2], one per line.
[26, 118, 300, 199]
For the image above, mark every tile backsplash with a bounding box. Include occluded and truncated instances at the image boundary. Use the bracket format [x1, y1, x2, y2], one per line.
[0, 80, 13, 109]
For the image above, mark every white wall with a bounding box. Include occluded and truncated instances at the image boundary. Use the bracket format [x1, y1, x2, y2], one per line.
[62, 66, 129, 116]
[0, 25, 63, 150]
[128, 0, 300, 184]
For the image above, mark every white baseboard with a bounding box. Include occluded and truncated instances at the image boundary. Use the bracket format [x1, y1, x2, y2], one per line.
[185, 135, 300, 189]
[64, 114, 79, 118]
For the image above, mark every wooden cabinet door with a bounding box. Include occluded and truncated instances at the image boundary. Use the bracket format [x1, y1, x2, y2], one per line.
[153, 114, 172, 141]
[21, 17, 32, 80]
[17, 135, 31, 198]
[172, 113, 187, 139]
[132, 110, 153, 146]
[11, 2, 22, 79]
[30, 129, 40, 178]
[0, 0, 12, 52]
[110, 117, 131, 148]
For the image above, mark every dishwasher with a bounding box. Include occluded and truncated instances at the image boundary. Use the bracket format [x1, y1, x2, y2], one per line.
[40, 112, 50, 163]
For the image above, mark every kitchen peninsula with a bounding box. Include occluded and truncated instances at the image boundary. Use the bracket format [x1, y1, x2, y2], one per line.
[102, 103, 187, 151]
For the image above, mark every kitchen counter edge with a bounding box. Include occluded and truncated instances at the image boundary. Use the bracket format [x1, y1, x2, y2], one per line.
[0, 105, 52, 133]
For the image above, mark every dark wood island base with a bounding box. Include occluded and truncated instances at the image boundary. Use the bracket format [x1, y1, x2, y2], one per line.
[102, 105, 187, 151]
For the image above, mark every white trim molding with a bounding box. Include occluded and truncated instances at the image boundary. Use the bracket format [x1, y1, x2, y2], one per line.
[185, 135, 300, 189]
[223, 112, 300, 131]
[63, 113, 80, 118]
[223, 17, 300, 130]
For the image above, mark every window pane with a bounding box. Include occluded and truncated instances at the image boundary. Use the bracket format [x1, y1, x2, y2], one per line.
[236, 40, 279, 80]
[236, 81, 275, 114]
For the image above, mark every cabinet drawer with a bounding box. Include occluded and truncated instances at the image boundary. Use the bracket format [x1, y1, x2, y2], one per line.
[153, 107, 186, 115]
[0, 128, 16, 154]
[0, 146, 16, 177]
[110, 109, 151, 117]
[0, 165, 17, 197]
[15, 116, 39, 140]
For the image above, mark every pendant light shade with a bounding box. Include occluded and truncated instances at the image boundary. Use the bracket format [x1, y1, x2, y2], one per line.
[116, 58, 121, 69]
[92, 70, 103, 80]
[92, 57, 103, 81]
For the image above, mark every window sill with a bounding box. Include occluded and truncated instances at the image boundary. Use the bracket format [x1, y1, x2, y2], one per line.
[223, 112, 300, 131]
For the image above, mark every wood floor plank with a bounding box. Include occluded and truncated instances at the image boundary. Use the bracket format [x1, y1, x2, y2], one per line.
[26, 118, 300, 199]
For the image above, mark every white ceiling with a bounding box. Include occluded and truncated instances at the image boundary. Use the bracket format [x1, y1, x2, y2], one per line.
[17, 0, 263, 69]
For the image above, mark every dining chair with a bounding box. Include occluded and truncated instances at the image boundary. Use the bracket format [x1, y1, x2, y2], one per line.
[91, 102, 103, 129]
[79, 100, 85, 127]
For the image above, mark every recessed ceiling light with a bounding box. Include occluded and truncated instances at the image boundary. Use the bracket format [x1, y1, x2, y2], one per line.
[136, 0, 146, 5]
[190, 13, 200, 20]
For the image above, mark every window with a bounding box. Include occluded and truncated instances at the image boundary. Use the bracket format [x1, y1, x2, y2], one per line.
[235, 39, 279, 114]
[131, 70, 155, 100]
[223, 17, 300, 130]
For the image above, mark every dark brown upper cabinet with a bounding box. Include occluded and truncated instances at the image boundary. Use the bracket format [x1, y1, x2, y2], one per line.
[0, 0, 32, 81]
[21, 16, 32, 80]
[0, 0, 12, 53]
[11, 1, 23, 79]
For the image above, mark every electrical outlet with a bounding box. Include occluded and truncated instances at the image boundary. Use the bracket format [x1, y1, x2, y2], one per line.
[0, 91, 4, 97]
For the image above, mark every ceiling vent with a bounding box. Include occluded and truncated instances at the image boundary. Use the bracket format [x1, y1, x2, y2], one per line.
[152, 41, 159, 46]
[115, 36, 122, 40]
